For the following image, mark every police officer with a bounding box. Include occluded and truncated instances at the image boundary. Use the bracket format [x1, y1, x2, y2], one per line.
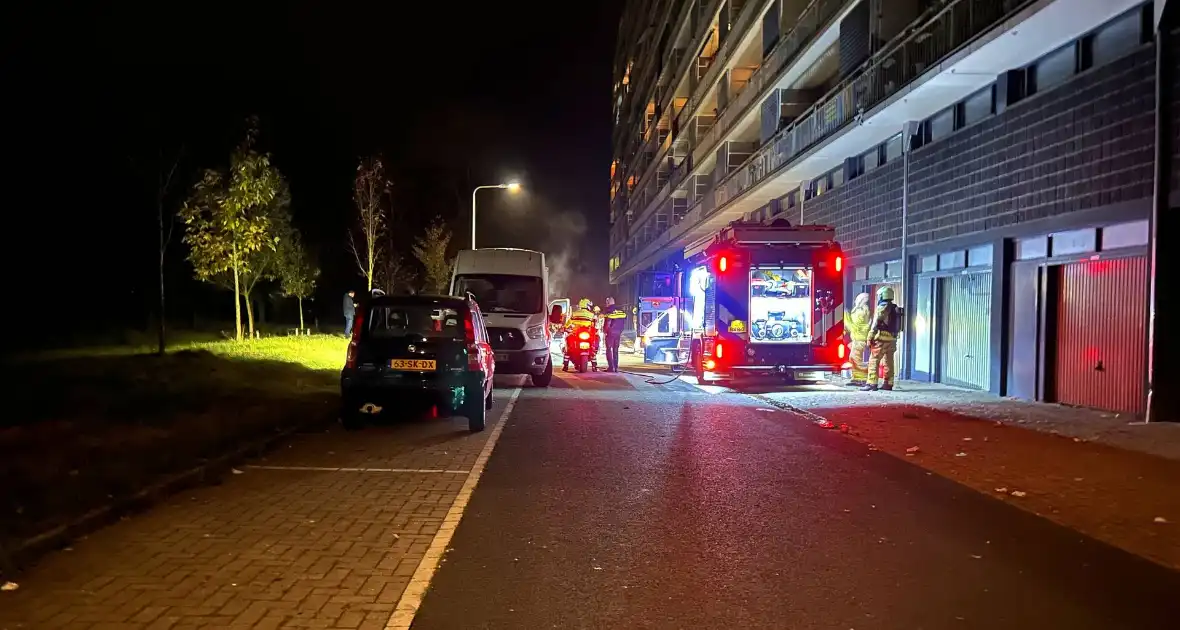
[601, 297, 628, 372]
[863, 286, 900, 391]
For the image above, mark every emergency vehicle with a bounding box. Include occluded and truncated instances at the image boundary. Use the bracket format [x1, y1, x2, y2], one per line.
[683, 218, 847, 384]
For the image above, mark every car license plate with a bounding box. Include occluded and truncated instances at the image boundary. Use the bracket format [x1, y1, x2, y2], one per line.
[495, 353, 508, 362]
[390, 359, 436, 371]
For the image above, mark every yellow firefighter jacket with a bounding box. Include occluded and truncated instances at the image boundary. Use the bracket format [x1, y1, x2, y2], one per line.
[844, 304, 872, 343]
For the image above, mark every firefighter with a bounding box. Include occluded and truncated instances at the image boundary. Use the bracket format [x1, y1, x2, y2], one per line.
[564, 298, 599, 371]
[844, 292, 872, 387]
[602, 297, 628, 372]
[863, 286, 900, 391]
[568, 298, 596, 329]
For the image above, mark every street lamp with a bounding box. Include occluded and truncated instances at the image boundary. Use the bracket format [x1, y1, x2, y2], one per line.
[471, 182, 521, 249]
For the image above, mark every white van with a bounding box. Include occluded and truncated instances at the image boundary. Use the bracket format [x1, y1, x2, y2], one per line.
[450, 248, 553, 387]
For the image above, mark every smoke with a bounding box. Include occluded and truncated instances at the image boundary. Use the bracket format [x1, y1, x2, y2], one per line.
[543, 208, 587, 299]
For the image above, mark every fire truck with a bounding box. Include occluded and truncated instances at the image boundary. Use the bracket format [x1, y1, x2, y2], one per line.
[683, 218, 847, 385]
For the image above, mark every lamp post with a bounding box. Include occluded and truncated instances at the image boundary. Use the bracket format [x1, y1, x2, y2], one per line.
[471, 182, 521, 249]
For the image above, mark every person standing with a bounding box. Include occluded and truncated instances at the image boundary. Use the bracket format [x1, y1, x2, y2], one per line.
[602, 297, 628, 373]
[343, 290, 357, 336]
[863, 286, 900, 391]
[843, 292, 872, 386]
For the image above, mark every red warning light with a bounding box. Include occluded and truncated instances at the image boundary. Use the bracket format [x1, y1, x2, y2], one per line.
[718, 256, 728, 273]
[835, 256, 843, 272]
[838, 344, 846, 359]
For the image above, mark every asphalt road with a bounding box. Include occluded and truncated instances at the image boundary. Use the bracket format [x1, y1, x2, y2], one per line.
[412, 369, 1180, 630]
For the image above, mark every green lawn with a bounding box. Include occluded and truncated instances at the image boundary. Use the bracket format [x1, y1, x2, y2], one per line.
[0, 335, 348, 553]
[190, 334, 349, 372]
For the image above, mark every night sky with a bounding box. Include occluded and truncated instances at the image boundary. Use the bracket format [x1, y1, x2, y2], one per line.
[3, 1, 623, 343]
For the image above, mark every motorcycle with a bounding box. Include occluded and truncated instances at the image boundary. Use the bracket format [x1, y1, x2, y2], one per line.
[562, 324, 599, 373]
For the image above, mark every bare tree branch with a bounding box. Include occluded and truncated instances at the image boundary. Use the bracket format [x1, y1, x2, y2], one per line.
[350, 157, 389, 290]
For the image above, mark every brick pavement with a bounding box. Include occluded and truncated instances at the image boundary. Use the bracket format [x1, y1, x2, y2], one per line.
[0, 401, 512, 630]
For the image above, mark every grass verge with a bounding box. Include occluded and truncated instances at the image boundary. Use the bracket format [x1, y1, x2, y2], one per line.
[0, 335, 348, 568]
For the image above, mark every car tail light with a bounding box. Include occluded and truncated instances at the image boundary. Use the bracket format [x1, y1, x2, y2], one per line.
[837, 343, 846, 359]
[578, 330, 591, 341]
[704, 359, 716, 371]
[464, 312, 481, 371]
[715, 342, 723, 359]
[835, 256, 843, 272]
[345, 309, 366, 368]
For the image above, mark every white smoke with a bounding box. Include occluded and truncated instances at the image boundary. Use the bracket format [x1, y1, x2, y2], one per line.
[544, 210, 586, 300]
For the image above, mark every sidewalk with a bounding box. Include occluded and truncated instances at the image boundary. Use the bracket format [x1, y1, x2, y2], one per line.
[808, 376, 1180, 462]
[756, 379, 1180, 570]
[0, 410, 507, 630]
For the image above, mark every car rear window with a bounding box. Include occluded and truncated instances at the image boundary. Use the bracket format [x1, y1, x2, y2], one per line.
[366, 303, 463, 338]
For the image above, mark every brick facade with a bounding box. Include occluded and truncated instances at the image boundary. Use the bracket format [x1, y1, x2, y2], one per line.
[803, 159, 904, 259]
[907, 46, 1157, 248]
[808, 45, 1162, 261]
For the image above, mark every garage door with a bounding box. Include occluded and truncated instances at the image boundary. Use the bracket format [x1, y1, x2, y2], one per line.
[939, 272, 992, 390]
[1054, 256, 1147, 414]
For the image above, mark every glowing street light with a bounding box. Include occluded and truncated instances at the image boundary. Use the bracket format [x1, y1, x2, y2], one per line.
[471, 182, 522, 249]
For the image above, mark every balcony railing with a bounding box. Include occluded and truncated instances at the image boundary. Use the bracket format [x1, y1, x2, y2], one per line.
[682, 0, 764, 134]
[616, 0, 1032, 276]
[619, 0, 724, 199]
[692, 0, 846, 166]
[715, 0, 1029, 208]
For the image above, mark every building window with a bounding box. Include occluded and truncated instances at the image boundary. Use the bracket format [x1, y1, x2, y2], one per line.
[929, 108, 954, 142]
[961, 86, 994, 127]
[830, 166, 844, 188]
[1030, 43, 1077, 94]
[884, 133, 903, 163]
[1087, 7, 1146, 69]
[863, 145, 880, 172]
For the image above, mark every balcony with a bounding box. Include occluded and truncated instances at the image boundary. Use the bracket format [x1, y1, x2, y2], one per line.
[620, 0, 853, 253]
[691, 0, 851, 167]
[613, 0, 1128, 284]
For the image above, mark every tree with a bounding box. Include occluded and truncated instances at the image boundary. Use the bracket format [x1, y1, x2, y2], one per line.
[209, 185, 292, 337]
[278, 228, 319, 331]
[350, 157, 389, 291]
[179, 122, 286, 341]
[377, 252, 416, 295]
[130, 145, 184, 355]
[412, 216, 455, 294]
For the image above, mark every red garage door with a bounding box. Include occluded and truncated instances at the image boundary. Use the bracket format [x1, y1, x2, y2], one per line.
[1054, 256, 1147, 415]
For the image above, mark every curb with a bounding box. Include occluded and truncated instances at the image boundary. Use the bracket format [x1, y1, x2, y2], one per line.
[0, 405, 334, 577]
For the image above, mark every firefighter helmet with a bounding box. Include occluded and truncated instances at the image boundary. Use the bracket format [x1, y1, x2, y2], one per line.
[877, 286, 895, 302]
[578, 298, 592, 310]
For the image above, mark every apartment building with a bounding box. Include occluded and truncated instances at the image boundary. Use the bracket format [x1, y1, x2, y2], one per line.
[610, 0, 1180, 417]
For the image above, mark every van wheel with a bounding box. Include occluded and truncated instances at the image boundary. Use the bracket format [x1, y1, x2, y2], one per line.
[464, 393, 487, 432]
[531, 359, 553, 387]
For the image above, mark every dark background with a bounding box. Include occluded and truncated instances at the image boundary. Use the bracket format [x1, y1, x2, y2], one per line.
[2, 0, 623, 346]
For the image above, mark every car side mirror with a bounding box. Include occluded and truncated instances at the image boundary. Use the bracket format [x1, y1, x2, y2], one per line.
[549, 304, 564, 324]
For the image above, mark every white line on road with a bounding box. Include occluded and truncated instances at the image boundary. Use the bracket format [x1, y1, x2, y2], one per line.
[245, 465, 470, 474]
[386, 385, 524, 629]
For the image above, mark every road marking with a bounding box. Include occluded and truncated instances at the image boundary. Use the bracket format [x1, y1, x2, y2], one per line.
[246, 465, 469, 474]
[386, 386, 523, 629]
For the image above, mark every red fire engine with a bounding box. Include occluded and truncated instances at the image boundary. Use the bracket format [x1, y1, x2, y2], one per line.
[684, 218, 846, 385]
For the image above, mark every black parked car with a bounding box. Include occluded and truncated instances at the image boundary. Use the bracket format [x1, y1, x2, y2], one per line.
[340, 294, 496, 432]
